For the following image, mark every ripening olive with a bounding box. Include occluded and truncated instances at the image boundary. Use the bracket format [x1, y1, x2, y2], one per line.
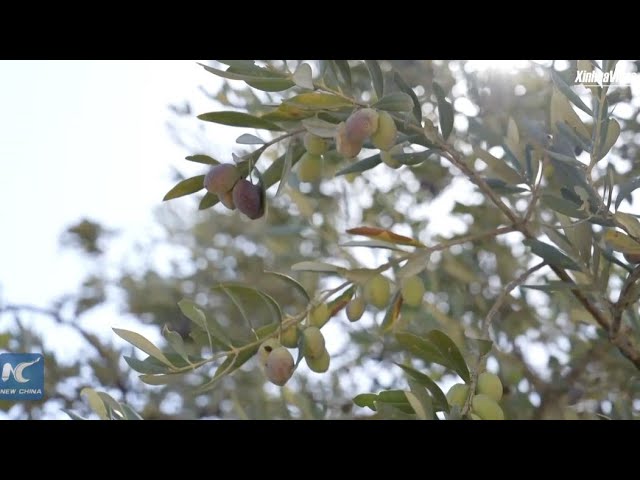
[303, 132, 328, 155]
[346, 296, 366, 322]
[477, 372, 503, 402]
[218, 190, 236, 210]
[335, 122, 362, 159]
[232, 179, 264, 219]
[297, 152, 323, 183]
[471, 394, 505, 420]
[364, 274, 391, 310]
[265, 347, 295, 386]
[371, 111, 397, 151]
[624, 252, 640, 264]
[204, 163, 241, 195]
[446, 383, 470, 408]
[306, 348, 330, 373]
[258, 338, 282, 368]
[302, 326, 326, 359]
[345, 108, 380, 144]
[401, 276, 425, 307]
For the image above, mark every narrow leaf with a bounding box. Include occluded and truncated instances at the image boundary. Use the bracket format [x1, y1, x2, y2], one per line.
[523, 238, 581, 271]
[185, 155, 219, 165]
[335, 153, 382, 176]
[198, 111, 283, 131]
[285, 92, 353, 110]
[81, 387, 108, 420]
[393, 71, 422, 123]
[276, 140, 294, 198]
[292, 63, 314, 90]
[365, 60, 384, 100]
[263, 271, 310, 302]
[121, 404, 143, 420]
[425, 330, 470, 383]
[615, 212, 640, 240]
[347, 226, 425, 247]
[340, 240, 408, 251]
[291, 261, 342, 273]
[397, 251, 430, 279]
[353, 393, 378, 411]
[333, 60, 352, 91]
[395, 363, 449, 412]
[616, 177, 640, 211]
[395, 332, 451, 370]
[380, 291, 403, 333]
[301, 116, 338, 138]
[433, 82, 454, 140]
[163, 175, 205, 201]
[550, 69, 593, 115]
[236, 133, 265, 145]
[162, 325, 190, 364]
[124, 355, 169, 375]
[112, 328, 173, 367]
[473, 147, 524, 184]
[603, 230, 640, 254]
[372, 92, 413, 112]
[64, 409, 88, 421]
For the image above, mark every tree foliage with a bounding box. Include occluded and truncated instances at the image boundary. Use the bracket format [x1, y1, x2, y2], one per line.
[3, 60, 640, 420]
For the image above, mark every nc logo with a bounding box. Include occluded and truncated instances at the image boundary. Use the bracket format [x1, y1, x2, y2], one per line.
[1, 356, 41, 383]
[0, 353, 44, 401]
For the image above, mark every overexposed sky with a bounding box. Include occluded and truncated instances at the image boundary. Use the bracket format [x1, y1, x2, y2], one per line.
[0, 60, 223, 306]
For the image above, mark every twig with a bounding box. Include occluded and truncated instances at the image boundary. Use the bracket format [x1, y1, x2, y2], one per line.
[460, 261, 546, 417]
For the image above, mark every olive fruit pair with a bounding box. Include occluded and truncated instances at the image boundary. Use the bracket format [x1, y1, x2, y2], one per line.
[302, 326, 330, 373]
[446, 372, 505, 420]
[335, 108, 398, 159]
[204, 163, 264, 219]
[258, 338, 294, 387]
[297, 133, 329, 183]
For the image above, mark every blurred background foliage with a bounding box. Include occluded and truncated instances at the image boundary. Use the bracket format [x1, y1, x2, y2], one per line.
[2, 60, 640, 419]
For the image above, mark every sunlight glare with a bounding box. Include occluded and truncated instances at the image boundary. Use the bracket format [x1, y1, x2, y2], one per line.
[465, 60, 532, 73]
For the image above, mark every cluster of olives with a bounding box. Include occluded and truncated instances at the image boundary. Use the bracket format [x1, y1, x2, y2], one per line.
[335, 108, 398, 160]
[343, 273, 426, 322]
[259, 316, 333, 387]
[204, 163, 264, 219]
[446, 372, 505, 420]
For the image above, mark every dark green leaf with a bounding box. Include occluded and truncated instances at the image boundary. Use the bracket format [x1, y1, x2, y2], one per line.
[550, 69, 593, 115]
[395, 363, 449, 412]
[263, 271, 311, 302]
[353, 393, 378, 411]
[555, 122, 593, 153]
[199, 192, 219, 210]
[163, 175, 205, 201]
[541, 193, 588, 219]
[523, 238, 580, 270]
[333, 60, 352, 91]
[395, 332, 451, 370]
[393, 71, 422, 123]
[394, 150, 437, 166]
[485, 178, 529, 195]
[372, 92, 413, 112]
[185, 155, 219, 165]
[139, 372, 189, 386]
[335, 153, 382, 176]
[365, 60, 384, 100]
[615, 177, 640, 211]
[198, 111, 283, 131]
[425, 330, 470, 383]
[433, 82, 454, 140]
[465, 336, 493, 357]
